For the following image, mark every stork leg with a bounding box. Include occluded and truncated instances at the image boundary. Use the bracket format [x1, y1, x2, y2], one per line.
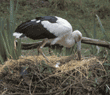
[14, 38, 17, 53]
[37, 41, 44, 55]
[37, 38, 50, 62]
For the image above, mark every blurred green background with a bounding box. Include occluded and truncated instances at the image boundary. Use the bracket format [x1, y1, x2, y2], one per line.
[0, 0, 110, 61]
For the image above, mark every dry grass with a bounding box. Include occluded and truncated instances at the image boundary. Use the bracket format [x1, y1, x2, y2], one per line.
[0, 55, 106, 95]
[0, 55, 108, 94]
[0, 55, 101, 73]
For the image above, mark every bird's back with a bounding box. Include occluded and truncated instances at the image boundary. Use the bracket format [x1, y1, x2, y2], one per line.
[14, 16, 72, 40]
[15, 16, 58, 39]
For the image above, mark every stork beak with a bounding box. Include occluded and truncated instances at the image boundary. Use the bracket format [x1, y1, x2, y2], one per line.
[77, 50, 81, 60]
[77, 40, 81, 60]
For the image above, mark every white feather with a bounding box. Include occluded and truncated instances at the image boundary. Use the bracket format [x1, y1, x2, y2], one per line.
[48, 30, 82, 48]
[41, 16, 73, 37]
[55, 62, 60, 68]
[36, 20, 40, 23]
[13, 32, 23, 38]
[31, 19, 36, 21]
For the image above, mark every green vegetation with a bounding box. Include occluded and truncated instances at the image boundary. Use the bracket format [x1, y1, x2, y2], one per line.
[0, 0, 110, 94]
[0, 0, 110, 61]
[1, 0, 110, 39]
[0, 0, 110, 58]
[0, 0, 21, 64]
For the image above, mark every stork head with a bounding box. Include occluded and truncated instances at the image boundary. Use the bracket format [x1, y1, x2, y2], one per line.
[72, 30, 82, 42]
[72, 30, 82, 60]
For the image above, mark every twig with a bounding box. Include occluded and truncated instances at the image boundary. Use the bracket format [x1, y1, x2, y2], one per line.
[106, 84, 110, 90]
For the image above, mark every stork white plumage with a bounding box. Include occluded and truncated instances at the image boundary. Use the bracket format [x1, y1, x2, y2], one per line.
[13, 16, 82, 62]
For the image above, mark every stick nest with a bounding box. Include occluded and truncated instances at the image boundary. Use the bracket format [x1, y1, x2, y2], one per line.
[0, 55, 108, 95]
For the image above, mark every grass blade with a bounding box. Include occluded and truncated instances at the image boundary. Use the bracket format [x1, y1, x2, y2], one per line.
[96, 14, 109, 41]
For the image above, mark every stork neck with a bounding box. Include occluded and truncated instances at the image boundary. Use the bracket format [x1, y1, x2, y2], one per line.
[71, 32, 78, 42]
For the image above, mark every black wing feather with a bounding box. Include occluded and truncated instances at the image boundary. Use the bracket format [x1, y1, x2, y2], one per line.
[15, 16, 58, 40]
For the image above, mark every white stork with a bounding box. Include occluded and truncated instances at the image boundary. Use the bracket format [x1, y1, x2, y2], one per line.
[13, 16, 82, 62]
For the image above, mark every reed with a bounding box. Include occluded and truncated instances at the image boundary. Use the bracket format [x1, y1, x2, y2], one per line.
[0, 0, 21, 64]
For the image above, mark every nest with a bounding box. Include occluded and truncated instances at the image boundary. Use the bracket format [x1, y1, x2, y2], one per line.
[0, 55, 108, 95]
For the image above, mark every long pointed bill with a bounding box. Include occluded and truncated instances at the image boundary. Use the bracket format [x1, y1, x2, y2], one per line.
[77, 40, 81, 60]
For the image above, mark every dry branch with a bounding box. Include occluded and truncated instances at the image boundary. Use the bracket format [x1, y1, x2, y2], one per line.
[18, 37, 110, 50]
[81, 37, 110, 49]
